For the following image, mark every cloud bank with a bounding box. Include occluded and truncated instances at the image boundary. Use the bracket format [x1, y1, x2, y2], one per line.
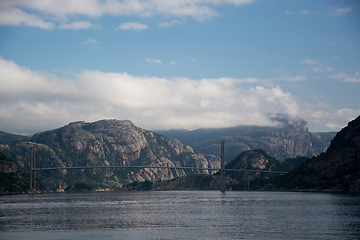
[117, 22, 148, 31]
[59, 21, 102, 30]
[0, 0, 255, 29]
[1, 57, 358, 135]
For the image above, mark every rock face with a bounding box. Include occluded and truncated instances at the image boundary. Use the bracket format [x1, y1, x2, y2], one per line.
[155, 114, 336, 162]
[223, 149, 289, 182]
[0, 120, 219, 191]
[281, 115, 360, 191]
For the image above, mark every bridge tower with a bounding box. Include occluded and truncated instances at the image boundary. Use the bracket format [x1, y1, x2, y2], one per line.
[30, 146, 36, 192]
[220, 141, 225, 192]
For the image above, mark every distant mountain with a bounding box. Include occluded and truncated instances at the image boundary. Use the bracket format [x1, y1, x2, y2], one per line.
[155, 114, 336, 162]
[0, 131, 30, 142]
[0, 120, 219, 191]
[255, 115, 360, 192]
[149, 149, 290, 191]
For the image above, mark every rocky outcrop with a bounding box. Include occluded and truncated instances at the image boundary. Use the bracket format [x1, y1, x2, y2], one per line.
[275, 115, 360, 192]
[222, 149, 289, 182]
[155, 114, 335, 162]
[0, 120, 220, 191]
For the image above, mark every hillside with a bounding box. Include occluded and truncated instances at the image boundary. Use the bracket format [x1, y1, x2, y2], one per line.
[0, 151, 43, 194]
[0, 131, 30, 143]
[155, 114, 336, 162]
[255, 115, 360, 192]
[0, 120, 220, 191]
[223, 149, 290, 183]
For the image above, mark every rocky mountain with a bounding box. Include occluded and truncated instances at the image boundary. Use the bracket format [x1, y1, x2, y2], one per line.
[0, 120, 220, 192]
[155, 114, 336, 162]
[221, 149, 290, 183]
[254, 115, 360, 192]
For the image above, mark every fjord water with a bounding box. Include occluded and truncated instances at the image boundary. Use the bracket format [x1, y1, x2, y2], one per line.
[0, 191, 359, 240]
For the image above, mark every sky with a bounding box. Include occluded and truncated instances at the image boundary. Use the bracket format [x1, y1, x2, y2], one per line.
[0, 0, 359, 135]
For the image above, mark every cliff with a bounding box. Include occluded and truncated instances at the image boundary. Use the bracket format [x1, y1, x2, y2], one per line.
[156, 114, 335, 162]
[257, 115, 360, 192]
[0, 120, 220, 191]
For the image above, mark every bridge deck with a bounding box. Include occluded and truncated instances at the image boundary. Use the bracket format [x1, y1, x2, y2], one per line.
[16, 165, 288, 174]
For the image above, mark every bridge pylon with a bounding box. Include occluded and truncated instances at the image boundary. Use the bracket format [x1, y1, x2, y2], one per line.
[30, 146, 36, 192]
[220, 141, 225, 193]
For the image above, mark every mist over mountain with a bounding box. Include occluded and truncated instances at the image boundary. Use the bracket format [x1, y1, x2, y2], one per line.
[150, 114, 360, 192]
[279, 115, 360, 191]
[155, 114, 336, 162]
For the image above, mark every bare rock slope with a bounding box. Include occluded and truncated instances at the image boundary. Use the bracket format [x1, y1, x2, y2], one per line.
[0, 120, 219, 191]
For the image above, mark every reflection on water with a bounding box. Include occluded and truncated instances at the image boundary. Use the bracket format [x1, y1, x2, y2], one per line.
[1, 191, 360, 239]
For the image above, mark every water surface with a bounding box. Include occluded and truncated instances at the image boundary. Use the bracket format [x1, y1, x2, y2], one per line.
[1, 191, 359, 239]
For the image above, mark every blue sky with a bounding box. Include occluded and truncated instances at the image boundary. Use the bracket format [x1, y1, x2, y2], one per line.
[0, 0, 359, 135]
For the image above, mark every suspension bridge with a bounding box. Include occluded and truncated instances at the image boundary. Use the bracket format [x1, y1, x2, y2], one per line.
[17, 141, 287, 192]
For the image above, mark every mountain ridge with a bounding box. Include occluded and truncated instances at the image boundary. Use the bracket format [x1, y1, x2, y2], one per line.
[0, 119, 220, 191]
[251, 115, 360, 192]
[155, 114, 336, 162]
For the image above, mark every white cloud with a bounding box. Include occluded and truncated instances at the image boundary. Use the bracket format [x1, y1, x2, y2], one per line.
[116, 22, 148, 31]
[145, 58, 162, 64]
[300, 10, 310, 15]
[284, 11, 294, 15]
[159, 20, 182, 27]
[300, 59, 334, 73]
[312, 66, 334, 73]
[0, 0, 256, 29]
[312, 67, 323, 73]
[0, 57, 356, 135]
[170, 61, 178, 65]
[328, 6, 352, 16]
[0, 57, 299, 134]
[329, 72, 360, 83]
[300, 59, 318, 65]
[280, 75, 307, 82]
[311, 108, 359, 130]
[326, 66, 334, 72]
[82, 38, 100, 44]
[0, 7, 55, 29]
[332, 56, 339, 60]
[189, 58, 200, 64]
[59, 21, 102, 30]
